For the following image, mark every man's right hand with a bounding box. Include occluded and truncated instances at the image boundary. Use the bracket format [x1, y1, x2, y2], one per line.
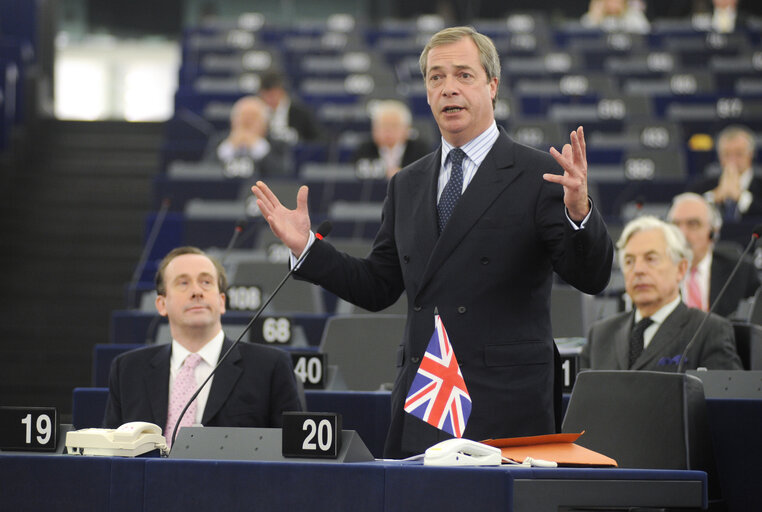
[251, 181, 311, 258]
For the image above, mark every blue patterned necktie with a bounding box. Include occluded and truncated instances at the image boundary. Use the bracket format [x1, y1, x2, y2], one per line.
[437, 148, 466, 233]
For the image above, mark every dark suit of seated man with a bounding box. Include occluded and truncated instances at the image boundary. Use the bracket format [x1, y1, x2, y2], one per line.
[582, 216, 743, 371]
[103, 247, 301, 445]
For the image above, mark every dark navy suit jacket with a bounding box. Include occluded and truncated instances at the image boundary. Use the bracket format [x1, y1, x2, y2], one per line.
[296, 128, 614, 457]
[103, 338, 301, 430]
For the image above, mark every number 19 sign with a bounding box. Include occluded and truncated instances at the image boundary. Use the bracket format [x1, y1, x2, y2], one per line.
[0, 406, 58, 451]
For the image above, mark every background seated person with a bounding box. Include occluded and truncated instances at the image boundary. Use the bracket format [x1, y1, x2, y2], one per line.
[582, 216, 742, 371]
[258, 70, 322, 144]
[103, 247, 301, 445]
[352, 100, 432, 180]
[581, 0, 651, 33]
[667, 192, 760, 317]
[710, 0, 750, 33]
[689, 124, 762, 221]
[209, 95, 293, 179]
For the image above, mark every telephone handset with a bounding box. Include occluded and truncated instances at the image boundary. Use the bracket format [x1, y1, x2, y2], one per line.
[65, 421, 169, 457]
[423, 438, 503, 466]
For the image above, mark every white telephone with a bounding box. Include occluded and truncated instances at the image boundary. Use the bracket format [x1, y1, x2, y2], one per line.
[65, 422, 168, 457]
[423, 438, 503, 466]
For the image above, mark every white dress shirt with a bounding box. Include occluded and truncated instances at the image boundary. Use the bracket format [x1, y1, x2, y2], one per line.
[636, 295, 682, 349]
[168, 330, 224, 425]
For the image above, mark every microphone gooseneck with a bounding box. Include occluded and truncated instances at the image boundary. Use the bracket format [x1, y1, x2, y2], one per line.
[130, 198, 171, 293]
[676, 225, 761, 373]
[170, 221, 333, 448]
[220, 219, 248, 268]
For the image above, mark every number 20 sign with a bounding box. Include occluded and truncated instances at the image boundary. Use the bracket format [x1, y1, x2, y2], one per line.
[281, 412, 342, 459]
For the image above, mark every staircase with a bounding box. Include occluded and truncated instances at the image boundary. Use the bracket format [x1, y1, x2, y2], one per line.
[0, 120, 163, 419]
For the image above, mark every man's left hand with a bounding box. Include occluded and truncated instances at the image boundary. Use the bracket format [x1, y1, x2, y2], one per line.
[544, 126, 590, 223]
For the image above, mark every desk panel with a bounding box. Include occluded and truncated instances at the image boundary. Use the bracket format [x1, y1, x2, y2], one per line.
[0, 455, 706, 512]
[143, 459, 385, 512]
[0, 455, 114, 511]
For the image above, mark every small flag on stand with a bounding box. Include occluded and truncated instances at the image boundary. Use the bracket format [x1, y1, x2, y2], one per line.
[404, 314, 471, 437]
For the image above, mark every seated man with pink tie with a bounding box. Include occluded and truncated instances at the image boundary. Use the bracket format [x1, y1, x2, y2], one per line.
[103, 247, 301, 446]
[667, 192, 760, 318]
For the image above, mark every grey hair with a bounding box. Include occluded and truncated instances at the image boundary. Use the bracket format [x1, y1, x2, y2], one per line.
[717, 124, 755, 156]
[370, 99, 412, 127]
[667, 192, 723, 233]
[616, 215, 693, 269]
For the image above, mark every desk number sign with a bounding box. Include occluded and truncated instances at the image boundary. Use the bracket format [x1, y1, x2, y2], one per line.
[282, 412, 342, 459]
[290, 352, 327, 389]
[559, 354, 579, 393]
[0, 406, 58, 452]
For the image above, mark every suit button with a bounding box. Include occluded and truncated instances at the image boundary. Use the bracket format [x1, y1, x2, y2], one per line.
[403, 255, 410, 263]
[413, 305, 422, 312]
[411, 356, 420, 363]
[481, 257, 489, 265]
[457, 306, 467, 314]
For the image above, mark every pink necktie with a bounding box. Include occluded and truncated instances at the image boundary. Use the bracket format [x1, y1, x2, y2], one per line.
[165, 353, 203, 447]
[686, 267, 705, 311]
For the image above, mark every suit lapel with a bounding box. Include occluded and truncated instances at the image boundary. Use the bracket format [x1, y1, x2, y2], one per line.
[201, 338, 243, 424]
[405, 149, 440, 273]
[417, 131, 521, 296]
[634, 303, 688, 369]
[615, 313, 636, 369]
[146, 346, 171, 427]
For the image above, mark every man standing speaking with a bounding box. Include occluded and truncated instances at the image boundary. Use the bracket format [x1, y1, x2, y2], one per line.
[252, 27, 614, 458]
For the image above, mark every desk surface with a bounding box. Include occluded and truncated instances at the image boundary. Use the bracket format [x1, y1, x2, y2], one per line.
[0, 454, 706, 512]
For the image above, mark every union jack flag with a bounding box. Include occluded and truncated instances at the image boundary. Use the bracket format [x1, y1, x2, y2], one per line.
[404, 314, 472, 437]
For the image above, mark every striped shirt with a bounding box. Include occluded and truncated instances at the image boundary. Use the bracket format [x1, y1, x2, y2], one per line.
[437, 122, 500, 201]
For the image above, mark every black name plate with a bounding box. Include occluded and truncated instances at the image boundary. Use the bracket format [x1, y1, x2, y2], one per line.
[290, 352, 326, 389]
[0, 406, 58, 452]
[282, 412, 342, 458]
[559, 354, 579, 393]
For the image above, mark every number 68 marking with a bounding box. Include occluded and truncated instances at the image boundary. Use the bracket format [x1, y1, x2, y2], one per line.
[302, 418, 333, 451]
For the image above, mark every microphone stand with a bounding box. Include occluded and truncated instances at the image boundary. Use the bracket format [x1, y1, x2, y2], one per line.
[677, 227, 761, 373]
[169, 222, 332, 448]
[129, 198, 171, 306]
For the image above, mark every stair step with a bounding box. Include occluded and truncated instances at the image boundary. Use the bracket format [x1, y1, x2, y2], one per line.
[3, 118, 163, 415]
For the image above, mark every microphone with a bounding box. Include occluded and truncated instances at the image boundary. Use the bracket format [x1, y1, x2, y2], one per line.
[676, 224, 762, 373]
[169, 221, 333, 447]
[220, 219, 248, 268]
[130, 198, 171, 305]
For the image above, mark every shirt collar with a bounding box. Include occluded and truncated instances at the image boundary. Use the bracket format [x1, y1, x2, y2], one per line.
[170, 330, 225, 371]
[635, 295, 682, 325]
[440, 121, 499, 168]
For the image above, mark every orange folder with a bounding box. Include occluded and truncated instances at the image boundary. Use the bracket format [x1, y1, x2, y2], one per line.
[481, 432, 618, 467]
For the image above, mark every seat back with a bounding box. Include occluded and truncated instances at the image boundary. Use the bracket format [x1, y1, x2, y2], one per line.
[231, 261, 325, 314]
[319, 314, 406, 391]
[562, 371, 714, 474]
[731, 321, 762, 370]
